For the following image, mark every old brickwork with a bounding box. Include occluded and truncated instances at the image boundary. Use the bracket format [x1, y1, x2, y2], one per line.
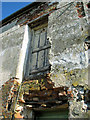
[0, 1, 90, 119]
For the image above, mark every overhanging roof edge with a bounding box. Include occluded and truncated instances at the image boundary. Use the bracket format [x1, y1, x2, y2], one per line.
[0, 2, 43, 27]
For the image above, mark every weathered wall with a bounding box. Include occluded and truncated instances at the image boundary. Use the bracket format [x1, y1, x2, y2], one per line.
[48, 2, 88, 87]
[0, 21, 25, 86]
[1, 1, 90, 119]
[47, 2, 89, 118]
[0, 3, 58, 118]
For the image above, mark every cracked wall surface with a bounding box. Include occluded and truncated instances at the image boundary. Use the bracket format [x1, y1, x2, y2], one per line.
[0, 1, 90, 119]
[48, 2, 89, 88]
[47, 2, 90, 118]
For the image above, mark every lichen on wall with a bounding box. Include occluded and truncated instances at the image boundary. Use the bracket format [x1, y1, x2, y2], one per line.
[47, 1, 90, 118]
[0, 1, 90, 119]
[48, 2, 89, 87]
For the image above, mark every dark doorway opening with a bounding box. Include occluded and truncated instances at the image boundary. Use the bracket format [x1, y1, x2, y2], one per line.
[34, 108, 68, 120]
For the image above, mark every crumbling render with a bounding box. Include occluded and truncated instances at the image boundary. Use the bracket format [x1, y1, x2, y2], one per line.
[1, 75, 90, 119]
[1, 1, 90, 119]
[2, 78, 20, 118]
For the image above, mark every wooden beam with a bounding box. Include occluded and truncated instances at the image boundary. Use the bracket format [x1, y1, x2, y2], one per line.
[29, 65, 51, 75]
[24, 99, 67, 105]
[24, 74, 47, 80]
[32, 44, 51, 53]
[25, 103, 68, 110]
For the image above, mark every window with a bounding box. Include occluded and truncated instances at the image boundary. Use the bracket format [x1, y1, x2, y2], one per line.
[28, 17, 51, 77]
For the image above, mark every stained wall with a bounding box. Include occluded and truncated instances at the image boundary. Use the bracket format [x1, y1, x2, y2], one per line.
[0, 21, 25, 86]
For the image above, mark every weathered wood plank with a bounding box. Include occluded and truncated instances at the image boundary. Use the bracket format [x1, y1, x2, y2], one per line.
[40, 28, 46, 46]
[38, 50, 44, 68]
[31, 53, 37, 70]
[29, 65, 51, 75]
[32, 44, 51, 53]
